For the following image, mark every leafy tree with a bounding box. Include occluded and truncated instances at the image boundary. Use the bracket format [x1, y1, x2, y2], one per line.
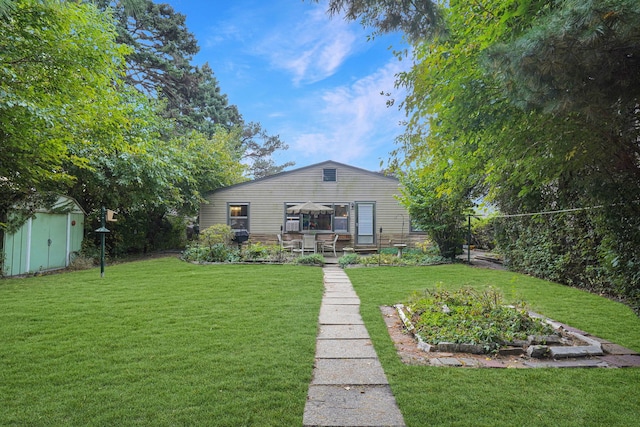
[240, 122, 295, 179]
[388, 0, 640, 306]
[169, 63, 242, 136]
[400, 162, 474, 259]
[312, 0, 444, 41]
[97, 0, 291, 175]
[95, 0, 198, 102]
[66, 103, 247, 254]
[95, 1, 243, 134]
[1, 0, 132, 227]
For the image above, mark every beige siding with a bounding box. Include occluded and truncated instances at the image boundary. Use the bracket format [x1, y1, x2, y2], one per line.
[200, 161, 421, 246]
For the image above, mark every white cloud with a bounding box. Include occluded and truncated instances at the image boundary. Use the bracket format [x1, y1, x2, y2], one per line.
[288, 58, 409, 166]
[254, 6, 359, 85]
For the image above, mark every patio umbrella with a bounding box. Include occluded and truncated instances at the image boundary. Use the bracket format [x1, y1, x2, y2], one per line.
[286, 201, 334, 215]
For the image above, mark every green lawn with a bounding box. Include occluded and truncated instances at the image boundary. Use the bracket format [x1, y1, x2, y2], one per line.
[3, 260, 639, 426]
[0, 258, 324, 426]
[346, 265, 640, 427]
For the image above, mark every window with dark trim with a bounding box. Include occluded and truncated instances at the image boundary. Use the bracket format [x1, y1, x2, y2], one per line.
[228, 203, 249, 230]
[323, 168, 337, 182]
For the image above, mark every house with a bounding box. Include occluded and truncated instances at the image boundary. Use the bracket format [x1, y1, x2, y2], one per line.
[199, 160, 422, 251]
[1, 196, 85, 276]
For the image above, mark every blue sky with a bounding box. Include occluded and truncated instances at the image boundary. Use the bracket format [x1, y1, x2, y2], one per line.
[166, 0, 410, 172]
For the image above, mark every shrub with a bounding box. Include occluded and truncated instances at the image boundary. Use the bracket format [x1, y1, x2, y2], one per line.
[471, 215, 498, 249]
[181, 244, 209, 262]
[199, 224, 234, 248]
[241, 242, 271, 260]
[294, 254, 325, 266]
[358, 253, 400, 266]
[181, 242, 237, 263]
[207, 243, 234, 262]
[338, 253, 359, 268]
[338, 252, 449, 268]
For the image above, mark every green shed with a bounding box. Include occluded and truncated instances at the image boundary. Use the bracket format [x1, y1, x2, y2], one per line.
[1, 196, 85, 276]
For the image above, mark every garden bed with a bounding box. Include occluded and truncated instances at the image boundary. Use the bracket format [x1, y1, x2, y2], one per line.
[381, 305, 640, 368]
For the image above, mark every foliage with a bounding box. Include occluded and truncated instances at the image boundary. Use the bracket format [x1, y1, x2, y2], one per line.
[315, 0, 445, 42]
[338, 250, 449, 267]
[487, 0, 640, 118]
[94, 0, 200, 114]
[406, 286, 554, 352]
[240, 122, 295, 179]
[338, 253, 360, 268]
[95, 0, 292, 178]
[388, 0, 640, 306]
[358, 253, 398, 266]
[181, 243, 233, 263]
[67, 254, 96, 271]
[68, 119, 246, 255]
[199, 224, 234, 248]
[470, 215, 498, 250]
[240, 242, 289, 262]
[182, 237, 293, 264]
[400, 168, 472, 259]
[294, 254, 325, 266]
[0, 0, 132, 221]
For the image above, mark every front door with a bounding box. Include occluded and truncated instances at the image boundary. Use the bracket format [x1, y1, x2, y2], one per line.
[355, 202, 375, 245]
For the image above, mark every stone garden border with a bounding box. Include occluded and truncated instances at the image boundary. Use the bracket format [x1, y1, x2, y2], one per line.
[381, 305, 640, 368]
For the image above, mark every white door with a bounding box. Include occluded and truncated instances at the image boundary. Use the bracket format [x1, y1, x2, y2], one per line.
[356, 203, 375, 245]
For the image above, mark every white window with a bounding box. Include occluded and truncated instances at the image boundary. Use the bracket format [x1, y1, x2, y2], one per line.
[333, 204, 349, 232]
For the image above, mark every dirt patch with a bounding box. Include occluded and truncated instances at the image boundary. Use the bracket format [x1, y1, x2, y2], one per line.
[380, 305, 640, 368]
[380, 305, 521, 367]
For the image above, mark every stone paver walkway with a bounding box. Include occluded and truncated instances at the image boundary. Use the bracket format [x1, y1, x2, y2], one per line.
[303, 266, 405, 427]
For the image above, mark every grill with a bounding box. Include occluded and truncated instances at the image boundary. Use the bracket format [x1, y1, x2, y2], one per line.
[232, 229, 249, 248]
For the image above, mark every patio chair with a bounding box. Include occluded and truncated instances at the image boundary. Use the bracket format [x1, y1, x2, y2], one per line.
[294, 234, 316, 255]
[277, 234, 296, 252]
[320, 233, 339, 257]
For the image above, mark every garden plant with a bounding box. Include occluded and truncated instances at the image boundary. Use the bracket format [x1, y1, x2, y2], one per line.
[405, 286, 554, 353]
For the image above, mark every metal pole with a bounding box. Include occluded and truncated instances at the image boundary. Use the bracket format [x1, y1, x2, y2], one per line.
[467, 215, 471, 265]
[100, 206, 106, 277]
[378, 227, 382, 266]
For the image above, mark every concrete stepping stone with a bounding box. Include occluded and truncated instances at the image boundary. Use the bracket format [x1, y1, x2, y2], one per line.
[303, 266, 406, 427]
[318, 311, 364, 325]
[324, 283, 355, 292]
[323, 289, 359, 297]
[600, 354, 640, 367]
[303, 385, 405, 427]
[311, 358, 389, 385]
[524, 359, 609, 368]
[320, 304, 361, 316]
[316, 339, 378, 359]
[318, 324, 370, 340]
[322, 297, 361, 305]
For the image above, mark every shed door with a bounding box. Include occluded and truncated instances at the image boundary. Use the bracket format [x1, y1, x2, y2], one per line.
[355, 202, 375, 245]
[29, 213, 68, 272]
